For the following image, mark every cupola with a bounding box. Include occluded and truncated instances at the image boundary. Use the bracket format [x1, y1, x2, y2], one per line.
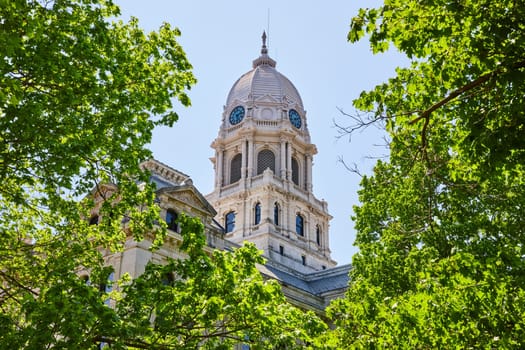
[225, 31, 304, 114]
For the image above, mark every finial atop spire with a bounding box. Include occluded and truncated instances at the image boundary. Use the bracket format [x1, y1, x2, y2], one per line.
[252, 31, 276, 68]
[261, 31, 268, 55]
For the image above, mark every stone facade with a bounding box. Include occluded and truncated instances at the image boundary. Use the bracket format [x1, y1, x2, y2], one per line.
[102, 34, 350, 315]
[206, 32, 337, 274]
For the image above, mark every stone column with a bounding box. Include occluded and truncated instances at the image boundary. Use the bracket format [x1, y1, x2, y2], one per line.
[286, 143, 292, 181]
[283, 195, 290, 235]
[306, 154, 313, 192]
[216, 146, 224, 187]
[241, 139, 247, 179]
[280, 137, 287, 179]
[247, 138, 254, 179]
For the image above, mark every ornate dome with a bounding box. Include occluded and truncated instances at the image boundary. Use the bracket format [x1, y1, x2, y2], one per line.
[226, 32, 304, 110]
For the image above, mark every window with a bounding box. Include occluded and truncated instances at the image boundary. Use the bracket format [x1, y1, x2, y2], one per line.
[162, 272, 175, 286]
[99, 272, 114, 293]
[89, 215, 99, 225]
[296, 214, 304, 236]
[279, 245, 284, 256]
[273, 202, 279, 226]
[254, 202, 261, 225]
[291, 157, 299, 185]
[165, 209, 178, 232]
[225, 211, 235, 233]
[99, 272, 114, 306]
[230, 154, 242, 183]
[316, 225, 321, 246]
[257, 149, 275, 174]
[301, 255, 306, 266]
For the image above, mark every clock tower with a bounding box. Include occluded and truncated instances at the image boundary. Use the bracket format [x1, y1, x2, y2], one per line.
[206, 33, 336, 272]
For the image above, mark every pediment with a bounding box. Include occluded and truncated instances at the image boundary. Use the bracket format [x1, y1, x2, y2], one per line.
[255, 93, 279, 104]
[158, 184, 216, 217]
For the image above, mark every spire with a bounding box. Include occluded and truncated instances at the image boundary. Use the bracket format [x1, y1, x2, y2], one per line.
[261, 31, 268, 55]
[253, 31, 276, 68]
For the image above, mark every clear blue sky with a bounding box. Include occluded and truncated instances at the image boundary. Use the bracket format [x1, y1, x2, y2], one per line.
[115, 0, 406, 265]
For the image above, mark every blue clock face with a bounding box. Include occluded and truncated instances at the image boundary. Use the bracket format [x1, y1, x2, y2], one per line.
[229, 106, 245, 125]
[288, 109, 302, 129]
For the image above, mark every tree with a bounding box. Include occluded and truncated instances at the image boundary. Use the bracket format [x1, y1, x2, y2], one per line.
[328, 0, 525, 348]
[0, 2, 324, 348]
[108, 214, 326, 349]
[0, 0, 194, 347]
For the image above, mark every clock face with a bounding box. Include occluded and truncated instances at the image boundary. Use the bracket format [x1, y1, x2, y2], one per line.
[229, 106, 245, 125]
[288, 109, 302, 129]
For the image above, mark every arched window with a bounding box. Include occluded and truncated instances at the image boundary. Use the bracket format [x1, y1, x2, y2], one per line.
[254, 202, 261, 225]
[316, 225, 321, 246]
[89, 215, 99, 225]
[291, 157, 299, 185]
[257, 149, 275, 174]
[81, 275, 90, 285]
[162, 272, 175, 286]
[166, 209, 178, 232]
[99, 272, 114, 306]
[273, 202, 280, 226]
[230, 154, 242, 184]
[296, 214, 304, 236]
[225, 211, 235, 233]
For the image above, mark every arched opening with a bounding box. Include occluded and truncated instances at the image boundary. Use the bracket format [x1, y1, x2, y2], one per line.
[296, 214, 304, 236]
[291, 157, 299, 186]
[230, 154, 242, 184]
[162, 272, 175, 286]
[254, 202, 261, 225]
[273, 202, 280, 226]
[89, 215, 99, 225]
[225, 211, 236, 233]
[165, 209, 178, 232]
[257, 149, 275, 175]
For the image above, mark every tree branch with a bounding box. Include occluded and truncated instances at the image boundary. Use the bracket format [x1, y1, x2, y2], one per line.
[334, 107, 387, 140]
[338, 157, 363, 177]
[410, 59, 525, 125]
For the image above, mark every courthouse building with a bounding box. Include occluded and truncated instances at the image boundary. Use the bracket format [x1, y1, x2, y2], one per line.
[103, 33, 350, 314]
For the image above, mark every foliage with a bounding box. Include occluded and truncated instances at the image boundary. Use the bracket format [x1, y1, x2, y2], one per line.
[111, 214, 327, 349]
[0, 0, 193, 347]
[0, 1, 323, 348]
[329, 0, 525, 348]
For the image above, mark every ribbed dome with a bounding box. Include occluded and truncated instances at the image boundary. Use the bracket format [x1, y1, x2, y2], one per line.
[226, 33, 304, 110]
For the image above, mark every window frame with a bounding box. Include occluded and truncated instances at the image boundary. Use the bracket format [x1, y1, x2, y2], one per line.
[257, 149, 276, 175]
[254, 202, 261, 225]
[89, 215, 99, 225]
[295, 213, 304, 236]
[230, 153, 242, 184]
[291, 157, 299, 186]
[225, 211, 236, 233]
[273, 202, 280, 226]
[165, 209, 178, 232]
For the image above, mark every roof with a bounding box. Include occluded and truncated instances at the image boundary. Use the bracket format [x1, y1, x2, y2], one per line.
[142, 159, 190, 187]
[225, 33, 304, 111]
[141, 159, 217, 217]
[259, 262, 351, 296]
